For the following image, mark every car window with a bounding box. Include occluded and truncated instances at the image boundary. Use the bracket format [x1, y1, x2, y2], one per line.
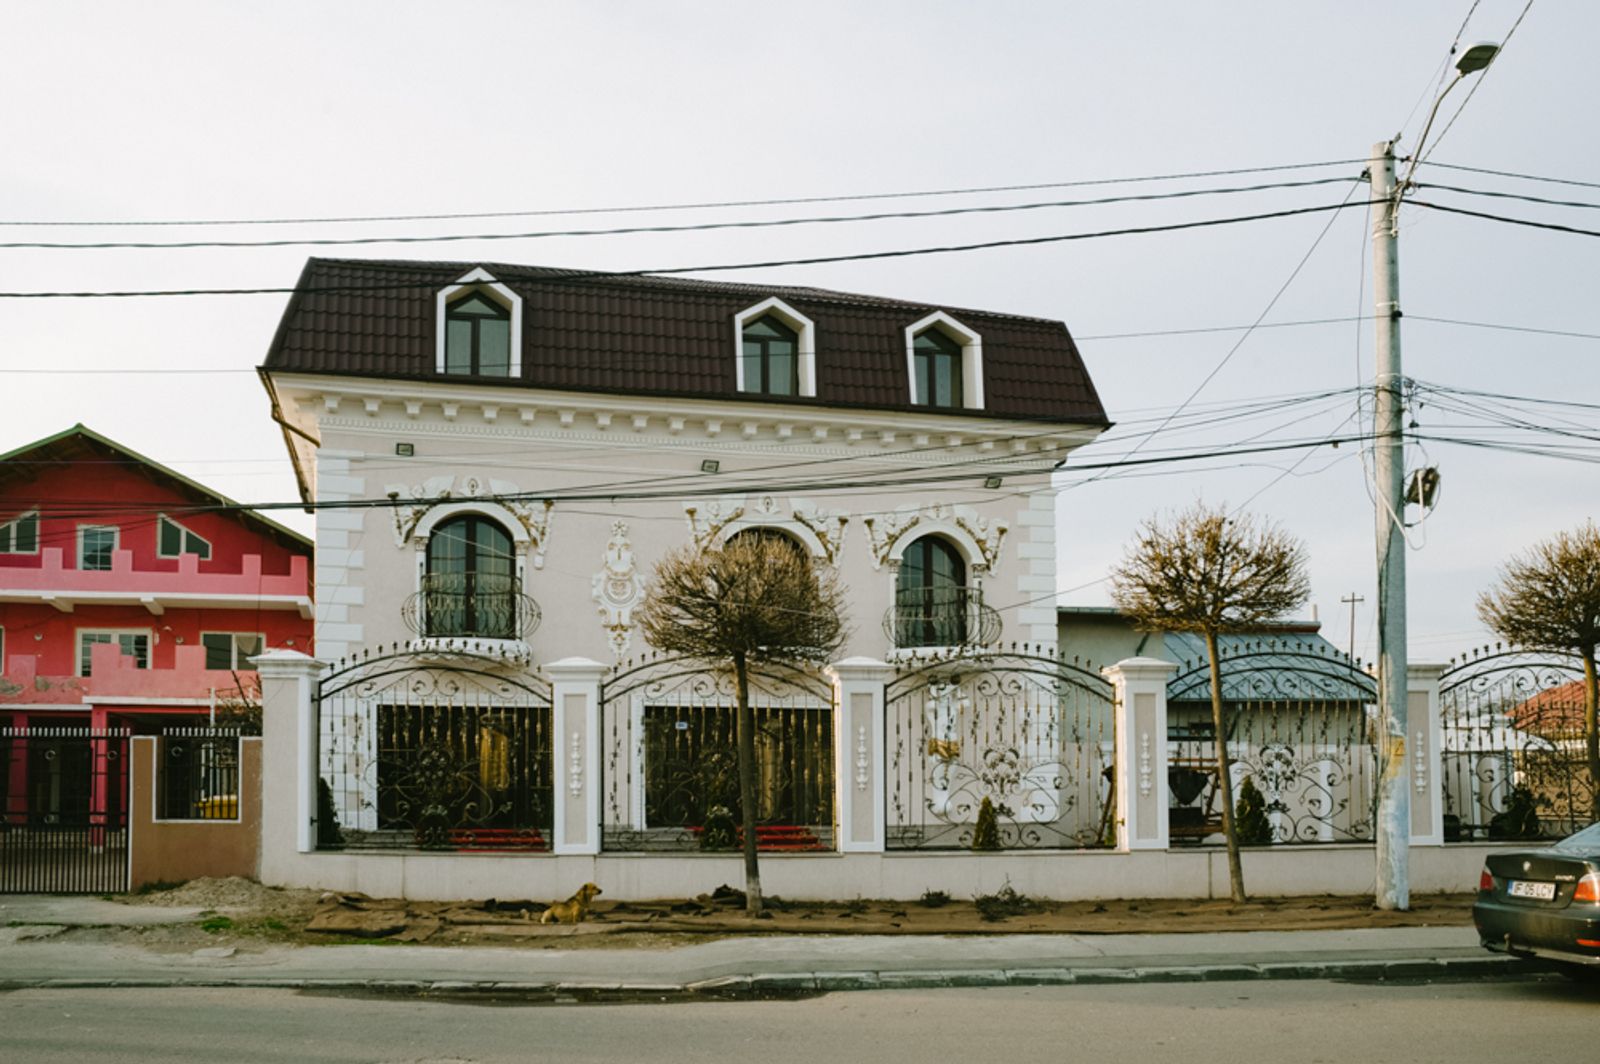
[1554, 822, 1600, 852]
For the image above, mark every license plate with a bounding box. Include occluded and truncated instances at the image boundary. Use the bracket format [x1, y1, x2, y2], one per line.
[1509, 880, 1556, 901]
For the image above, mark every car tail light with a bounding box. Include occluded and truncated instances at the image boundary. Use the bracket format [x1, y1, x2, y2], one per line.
[1575, 873, 1600, 904]
[1479, 868, 1495, 892]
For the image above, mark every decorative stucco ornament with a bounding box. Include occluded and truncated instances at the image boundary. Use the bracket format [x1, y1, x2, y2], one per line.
[592, 521, 645, 658]
[861, 502, 1008, 571]
[384, 474, 554, 568]
[683, 495, 747, 549]
[789, 498, 850, 565]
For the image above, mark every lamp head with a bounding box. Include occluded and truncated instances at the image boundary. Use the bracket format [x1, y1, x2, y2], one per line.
[1455, 41, 1499, 75]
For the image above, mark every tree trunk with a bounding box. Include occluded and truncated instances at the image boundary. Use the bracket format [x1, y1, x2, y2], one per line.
[733, 656, 764, 916]
[1583, 648, 1599, 824]
[1206, 629, 1247, 903]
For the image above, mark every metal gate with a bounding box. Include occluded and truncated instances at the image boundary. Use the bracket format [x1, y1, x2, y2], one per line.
[1, 726, 130, 893]
[1439, 647, 1594, 841]
[315, 646, 553, 852]
[600, 655, 836, 852]
[1165, 640, 1378, 844]
[884, 649, 1116, 850]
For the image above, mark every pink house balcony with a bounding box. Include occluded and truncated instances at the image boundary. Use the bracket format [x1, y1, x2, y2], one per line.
[2, 643, 262, 708]
[0, 548, 311, 618]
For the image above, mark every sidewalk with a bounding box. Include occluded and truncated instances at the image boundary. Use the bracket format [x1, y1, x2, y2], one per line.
[0, 895, 1528, 996]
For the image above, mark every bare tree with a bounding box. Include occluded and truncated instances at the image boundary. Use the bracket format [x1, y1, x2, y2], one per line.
[1477, 520, 1600, 822]
[1109, 502, 1310, 903]
[637, 533, 847, 915]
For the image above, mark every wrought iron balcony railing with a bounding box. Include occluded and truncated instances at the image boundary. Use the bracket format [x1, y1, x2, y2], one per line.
[882, 585, 1001, 648]
[401, 572, 541, 641]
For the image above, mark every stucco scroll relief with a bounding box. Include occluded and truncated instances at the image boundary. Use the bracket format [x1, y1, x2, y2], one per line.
[385, 474, 554, 568]
[855, 725, 870, 792]
[861, 501, 1008, 571]
[683, 494, 850, 564]
[570, 732, 584, 798]
[592, 521, 645, 659]
[1138, 732, 1152, 798]
[1413, 730, 1427, 794]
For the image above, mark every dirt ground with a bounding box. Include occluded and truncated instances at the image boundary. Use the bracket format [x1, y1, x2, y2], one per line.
[87, 877, 1477, 952]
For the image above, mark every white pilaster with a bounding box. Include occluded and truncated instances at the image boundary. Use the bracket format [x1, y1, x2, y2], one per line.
[254, 649, 326, 857]
[544, 657, 607, 855]
[827, 657, 894, 853]
[1103, 656, 1177, 851]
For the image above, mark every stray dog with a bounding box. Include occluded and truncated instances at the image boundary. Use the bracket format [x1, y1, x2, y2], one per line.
[540, 882, 602, 925]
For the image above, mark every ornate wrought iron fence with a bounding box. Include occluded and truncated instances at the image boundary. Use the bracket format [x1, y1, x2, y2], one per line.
[1165, 640, 1378, 844]
[157, 727, 248, 820]
[315, 646, 552, 852]
[1439, 647, 1594, 841]
[600, 655, 836, 852]
[884, 647, 1115, 850]
[400, 573, 540, 641]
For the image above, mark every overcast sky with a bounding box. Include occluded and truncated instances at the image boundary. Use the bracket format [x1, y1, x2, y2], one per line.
[3, 1, 1595, 664]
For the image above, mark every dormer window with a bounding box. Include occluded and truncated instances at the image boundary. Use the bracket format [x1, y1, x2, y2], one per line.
[445, 293, 511, 376]
[912, 329, 963, 409]
[741, 315, 799, 396]
[905, 312, 984, 411]
[733, 298, 816, 398]
[158, 515, 212, 560]
[434, 268, 524, 378]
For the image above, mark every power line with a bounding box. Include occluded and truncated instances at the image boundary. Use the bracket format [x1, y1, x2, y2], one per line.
[0, 159, 1366, 229]
[0, 200, 1368, 299]
[1408, 198, 1600, 238]
[1419, 181, 1600, 211]
[0, 178, 1358, 252]
[1429, 159, 1600, 192]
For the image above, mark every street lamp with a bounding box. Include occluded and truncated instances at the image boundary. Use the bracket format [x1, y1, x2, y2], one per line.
[1368, 40, 1498, 912]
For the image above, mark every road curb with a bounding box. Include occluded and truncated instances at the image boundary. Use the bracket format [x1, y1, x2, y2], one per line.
[0, 953, 1537, 997]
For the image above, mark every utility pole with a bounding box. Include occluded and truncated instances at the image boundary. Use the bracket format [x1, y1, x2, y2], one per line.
[1369, 140, 1409, 911]
[1340, 593, 1365, 661]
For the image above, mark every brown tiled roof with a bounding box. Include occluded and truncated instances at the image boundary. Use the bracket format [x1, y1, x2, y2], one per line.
[261, 258, 1109, 426]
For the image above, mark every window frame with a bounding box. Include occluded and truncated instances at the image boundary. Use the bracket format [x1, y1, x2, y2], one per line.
[733, 297, 817, 398]
[434, 268, 523, 378]
[0, 510, 40, 554]
[895, 535, 970, 648]
[740, 314, 801, 397]
[200, 631, 265, 671]
[77, 525, 119, 572]
[77, 627, 152, 676]
[904, 312, 984, 411]
[157, 514, 213, 560]
[423, 513, 520, 639]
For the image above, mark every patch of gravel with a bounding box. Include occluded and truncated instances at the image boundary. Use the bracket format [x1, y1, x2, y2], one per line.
[125, 876, 321, 920]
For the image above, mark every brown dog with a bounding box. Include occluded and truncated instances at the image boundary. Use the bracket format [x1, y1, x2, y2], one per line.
[540, 882, 602, 925]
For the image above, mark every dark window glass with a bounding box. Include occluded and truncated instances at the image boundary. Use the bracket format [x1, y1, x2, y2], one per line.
[895, 536, 968, 646]
[425, 515, 518, 638]
[444, 292, 512, 377]
[158, 516, 211, 559]
[80, 527, 117, 571]
[1, 512, 39, 553]
[79, 632, 149, 676]
[160, 517, 183, 555]
[912, 329, 963, 409]
[203, 632, 262, 670]
[741, 315, 799, 396]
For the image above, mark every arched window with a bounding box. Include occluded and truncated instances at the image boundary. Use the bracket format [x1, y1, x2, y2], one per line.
[895, 536, 968, 646]
[912, 329, 963, 409]
[444, 292, 512, 376]
[723, 526, 810, 568]
[741, 315, 799, 397]
[424, 515, 518, 638]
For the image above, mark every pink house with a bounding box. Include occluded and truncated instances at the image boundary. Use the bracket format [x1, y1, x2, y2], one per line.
[0, 425, 312, 829]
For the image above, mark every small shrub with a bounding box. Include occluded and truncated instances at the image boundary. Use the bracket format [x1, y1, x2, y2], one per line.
[199, 916, 234, 934]
[1235, 777, 1273, 846]
[973, 879, 1041, 923]
[918, 889, 951, 909]
[316, 778, 345, 849]
[971, 796, 1001, 851]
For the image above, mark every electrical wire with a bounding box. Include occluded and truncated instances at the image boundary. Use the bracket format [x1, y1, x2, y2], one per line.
[1422, 0, 1536, 161]
[1428, 160, 1600, 192]
[1408, 198, 1600, 238]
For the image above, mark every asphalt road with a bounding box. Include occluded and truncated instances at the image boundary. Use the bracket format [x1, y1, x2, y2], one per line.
[1, 977, 1595, 1064]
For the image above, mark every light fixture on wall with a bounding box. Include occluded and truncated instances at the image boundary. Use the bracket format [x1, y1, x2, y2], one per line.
[700, 459, 720, 474]
[983, 475, 1003, 489]
[395, 442, 415, 457]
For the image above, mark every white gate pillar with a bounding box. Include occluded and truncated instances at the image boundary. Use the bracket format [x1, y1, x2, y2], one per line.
[1408, 662, 1447, 846]
[828, 657, 894, 853]
[545, 657, 606, 855]
[1103, 657, 1177, 851]
[254, 649, 324, 859]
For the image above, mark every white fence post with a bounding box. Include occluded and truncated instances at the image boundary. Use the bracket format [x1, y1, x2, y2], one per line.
[1103, 657, 1177, 851]
[253, 649, 324, 859]
[1408, 662, 1446, 845]
[545, 657, 606, 855]
[828, 657, 894, 853]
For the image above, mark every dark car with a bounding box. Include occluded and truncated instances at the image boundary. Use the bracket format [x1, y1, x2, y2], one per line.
[1474, 821, 1600, 979]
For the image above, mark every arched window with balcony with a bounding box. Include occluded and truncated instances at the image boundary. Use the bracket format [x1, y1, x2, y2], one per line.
[894, 535, 971, 647]
[423, 514, 519, 639]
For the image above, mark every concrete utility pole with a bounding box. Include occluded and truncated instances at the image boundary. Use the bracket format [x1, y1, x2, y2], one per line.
[1369, 141, 1409, 911]
[1341, 593, 1364, 661]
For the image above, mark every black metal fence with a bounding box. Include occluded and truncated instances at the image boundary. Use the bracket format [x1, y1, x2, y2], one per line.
[157, 728, 245, 821]
[1439, 647, 1595, 841]
[315, 648, 553, 852]
[884, 648, 1116, 850]
[0, 727, 130, 893]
